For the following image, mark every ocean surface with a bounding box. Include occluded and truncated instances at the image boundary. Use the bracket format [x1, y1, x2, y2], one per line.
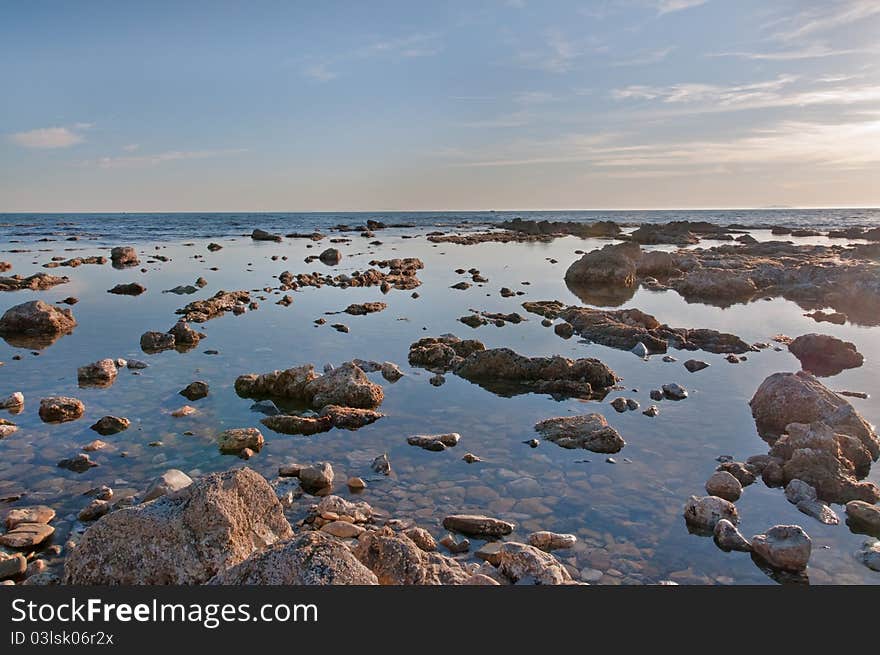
[1, 213, 879, 585]
[2, 208, 880, 244]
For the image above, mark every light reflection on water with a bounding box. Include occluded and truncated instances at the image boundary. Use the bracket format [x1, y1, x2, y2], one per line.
[1, 227, 878, 585]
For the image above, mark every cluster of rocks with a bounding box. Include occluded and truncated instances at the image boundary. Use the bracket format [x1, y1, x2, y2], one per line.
[0, 272, 69, 291]
[459, 310, 525, 328]
[523, 300, 753, 354]
[235, 361, 386, 435]
[408, 335, 619, 399]
[278, 258, 423, 293]
[140, 320, 205, 353]
[43, 255, 106, 268]
[175, 290, 252, 322]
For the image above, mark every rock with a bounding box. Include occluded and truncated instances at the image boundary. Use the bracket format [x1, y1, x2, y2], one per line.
[534, 414, 625, 453]
[684, 359, 709, 373]
[407, 433, 460, 451]
[207, 242, 223, 251]
[321, 521, 365, 538]
[527, 531, 577, 551]
[846, 501, 880, 536]
[0, 553, 26, 579]
[110, 246, 139, 267]
[77, 359, 118, 387]
[176, 290, 251, 322]
[0, 423, 19, 439]
[171, 405, 197, 417]
[610, 397, 628, 412]
[403, 527, 437, 551]
[251, 228, 282, 242]
[0, 300, 76, 348]
[140, 330, 176, 353]
[315, 495, 372, 522]
[64, 468, 292, 584]
[380, 362, 404, 382]
[168, 320, 202, 346]
[208, 531, 377, 584]
[474, 541, 503, 566]
[788, 333, 864, 376]
[57, 453, 98, 472]
[650, 389, 663, 400]
[4, 505, 55, 529]
[298, 462, 334, 490]
[497, 542, 572, 585]
[713, 519, 751, 552]
[554, 322, 574, 338]
[751, 525, 812, 572]
[705, 471, 742, 502]
[39, 396, 84, 423]
[90, 415, 130, 435]
[683, 495, 739, 531]
[108, 282, 146, 296]
[643, 405, 660, 417]
[344, 302, 387, 315]
[784, 479, 817, 504]
[250, 399, 281, 416]
[331, 323, 349, 333]
[218, 428, 264, 454]
[347, 477, 366, 491]
[353, 528, 472, 585]
[750, 371, 879, 458]
[797, 500, 840, 525]
[179, 381, 209, 401]
[127, 359, 148, 369]
[260, 414, 333, 435]
[319, 404, 383, 430]
[319, 248, 342, 265]
[564, 242, 638, 288]
[235, 364, 318, 398]
[442, 514, 514, 537]
[662, 383, 688, 400]
[143, 469, 194, 502]
[631, 341, 649, 357]
[462, 452, 481, 463]
[857, 540, 880, 572]
[1, 392, 24, 411]
[372, 453, 391, 475]
[716, 461, 756, 486]
[0, 272, 69, 291]
[0, 523, 54, 548]
[78, 499, 110, 522]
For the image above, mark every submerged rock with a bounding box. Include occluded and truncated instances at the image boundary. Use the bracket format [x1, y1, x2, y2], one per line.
[527, 531, 577, 551]
[77, 359, 118, 387]
[534, 414, 625, 453]
[39, 396, 84, 423]
[442, 514, 514, 537]
[179, 380, 209, 401]
[683, 495, 739, 531]
[218, 428, 264, 455]
[63, 468, 292, 584]
[90, 415, 130, 435]
[107, 282, 146, 296]
[713, 519, 751, 552]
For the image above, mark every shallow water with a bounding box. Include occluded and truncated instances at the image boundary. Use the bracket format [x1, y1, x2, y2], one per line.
[1, 220, 878, 585]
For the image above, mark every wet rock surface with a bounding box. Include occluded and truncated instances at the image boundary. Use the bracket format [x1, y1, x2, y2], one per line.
[0, 300, 76, 348]
[534, 414, 625, 453]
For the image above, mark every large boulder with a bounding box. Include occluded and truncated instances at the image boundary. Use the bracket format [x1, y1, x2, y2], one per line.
[751, 525, 812, 572]
[63, 468, 292, 584]
[845, 501, 880, 537]
[496, 542, 572, 585]
[750, 371, 879, 459]
[110, 246, 139, 267]
[234, 364, 318, 398]
[534, 414, 625, 453]
[39, 397, 84, 423]
[303, 363, 384, 409]
[352, 527, 472, 585]
[788, 334, 864, 377]
[564, 242, 640, 287]
[208, 532, 378, 584]
[0, 300, 76, 348]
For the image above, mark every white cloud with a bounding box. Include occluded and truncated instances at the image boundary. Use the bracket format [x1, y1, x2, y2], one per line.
[9, 125, 88, 149]
[614, 46, 675, 66]
[654, 0, 707, 15]
[91, 148, 247, 169]
[516, 30, 600, 73]
[303, 62, 338, 82]
[711, 43, 874, 61]
[770, 0, 880, 42]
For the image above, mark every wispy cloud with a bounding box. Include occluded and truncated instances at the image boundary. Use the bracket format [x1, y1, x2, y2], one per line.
[515, 30, 603, 73]
[9, 123, 91, 149]
[299, 32, 442, 81]
[653, 0, 707, 15]
[89, 148, 247, 169]
[769, 0, 880, 42]
[711, 42, 875, 61]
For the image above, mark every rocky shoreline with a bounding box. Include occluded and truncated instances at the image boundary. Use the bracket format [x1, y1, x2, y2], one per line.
[2, 219, 879, 585]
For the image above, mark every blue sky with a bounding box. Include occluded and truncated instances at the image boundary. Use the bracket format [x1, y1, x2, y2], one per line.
[1, 0, 879, 211]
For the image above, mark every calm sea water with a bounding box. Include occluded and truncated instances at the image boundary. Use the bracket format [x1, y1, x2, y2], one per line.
[1, 208, 880, 244]
[1, 216, 878, 585]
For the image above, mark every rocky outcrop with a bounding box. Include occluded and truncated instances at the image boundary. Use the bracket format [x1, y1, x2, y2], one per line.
[209, 531, 378, 585]
[788, 333, 864, 377]
[251, 228, 282, 242]
[522, 302, 753, 354]
[285, 258, 423, 292]
[63, 468, 293, 584]
[175, 290, 251, 322]
[750, 371, 879, 459]
[534, 414, 625, 452]
[236, 361, 383, 411]
[0, 272, 69, 291]
[500, 218, 621, 239]
[407, 335, 486, 372]
[564, 242, 639, 288]
[0, 300, 76, 348]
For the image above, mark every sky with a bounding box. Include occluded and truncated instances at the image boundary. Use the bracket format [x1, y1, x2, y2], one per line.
[1, 0, 879, 212]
